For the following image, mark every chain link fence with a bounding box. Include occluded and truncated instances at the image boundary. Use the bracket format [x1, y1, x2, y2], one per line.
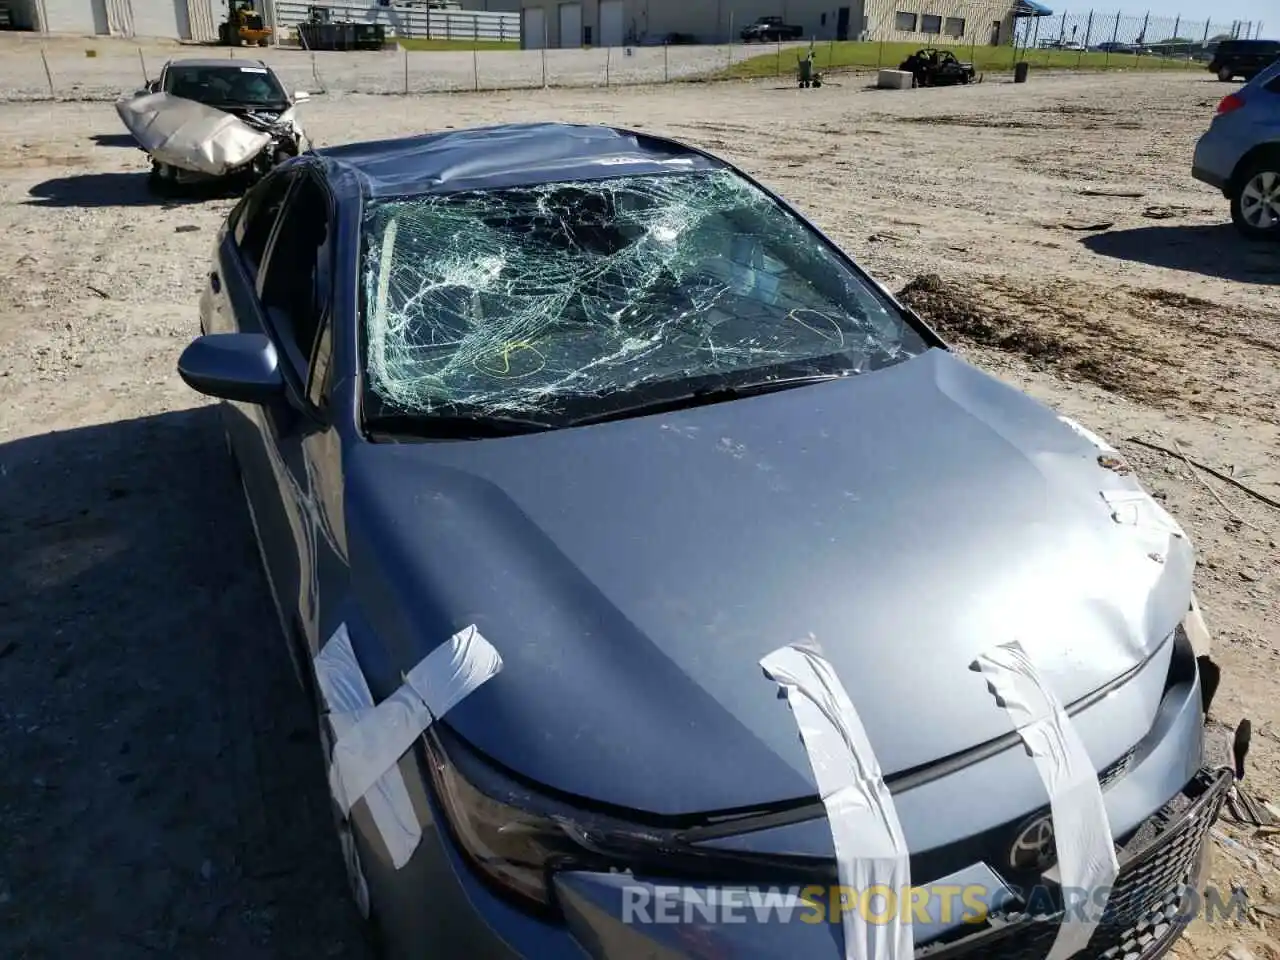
[1008, 11, 1262, 68]
[0, 37, 773, 100]
[0, 6, 1263, 102]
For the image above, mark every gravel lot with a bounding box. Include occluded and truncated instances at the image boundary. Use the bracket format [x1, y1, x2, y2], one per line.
[1, 68, 1278, 959]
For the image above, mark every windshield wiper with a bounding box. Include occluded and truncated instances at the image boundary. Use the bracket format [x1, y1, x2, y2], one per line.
[567, 372, 853, 428]
[364, 411, 554, 441]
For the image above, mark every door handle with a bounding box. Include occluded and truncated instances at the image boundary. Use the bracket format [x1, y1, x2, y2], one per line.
[210, 271, 221, 293]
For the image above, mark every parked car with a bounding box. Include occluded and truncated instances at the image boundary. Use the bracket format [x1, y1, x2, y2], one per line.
[1192, 61, 1280, 239]
[1092, 41, 1135, 54]
[178, 121, 1228, 959]
[899, 47, 976, 86]
[116, 58, 310, 193]
[1208, 38, 1280, 82]
[740, 15, 803, 42]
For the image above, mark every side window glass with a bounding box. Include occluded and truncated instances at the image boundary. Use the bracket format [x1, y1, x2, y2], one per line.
[259, 175, 331, 382]
[235, 173, 293, 278]
[307, 319, 334, 410]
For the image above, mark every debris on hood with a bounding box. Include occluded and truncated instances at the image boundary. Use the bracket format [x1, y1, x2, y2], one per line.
[1098, 452, 1133, 475]
[115, 91, 280, 178]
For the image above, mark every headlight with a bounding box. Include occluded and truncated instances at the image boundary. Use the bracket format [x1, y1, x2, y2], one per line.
[422, 726, 832, 912]
[424, 724, 597, 908]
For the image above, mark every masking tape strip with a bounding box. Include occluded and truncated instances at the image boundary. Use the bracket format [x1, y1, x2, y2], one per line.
[973, 640, 1118, 960]
[761, 641, 913, 960]
[319, 623, 502, 865]
[315, 623, 423, 868]
[1184, 593, 1211, 659]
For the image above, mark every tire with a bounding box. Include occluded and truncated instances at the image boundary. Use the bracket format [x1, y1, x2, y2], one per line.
[147, 161, 177, 197]
[1218, 66, 1234, 81]
[257, 38, 268, 46]
[1230, 156, 1280, 241]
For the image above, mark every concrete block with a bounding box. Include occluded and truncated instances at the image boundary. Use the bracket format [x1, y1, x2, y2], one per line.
[877, 69, 913, 90]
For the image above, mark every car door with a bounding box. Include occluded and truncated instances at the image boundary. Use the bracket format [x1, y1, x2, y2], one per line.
[248, 165, 343, 661]
[200, 167, 303, 630]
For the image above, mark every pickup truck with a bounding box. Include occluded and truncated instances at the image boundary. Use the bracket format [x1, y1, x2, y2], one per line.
[740, 16, 803, 42]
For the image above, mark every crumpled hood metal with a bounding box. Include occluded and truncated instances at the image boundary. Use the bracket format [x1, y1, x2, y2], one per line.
[343, 348, 1195, 817]
[115, 91, 272, 177]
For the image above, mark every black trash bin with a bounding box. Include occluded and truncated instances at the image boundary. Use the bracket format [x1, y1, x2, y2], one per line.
[1014, 60, 1030, 83]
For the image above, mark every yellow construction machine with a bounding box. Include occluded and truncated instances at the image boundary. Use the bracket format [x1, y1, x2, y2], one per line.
[218, 0, 272, 46]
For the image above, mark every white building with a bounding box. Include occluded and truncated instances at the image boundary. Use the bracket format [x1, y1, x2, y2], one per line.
[5, 0, 256, 39]
[519, 0, 1036, 48]
[6, 0, 517, 38]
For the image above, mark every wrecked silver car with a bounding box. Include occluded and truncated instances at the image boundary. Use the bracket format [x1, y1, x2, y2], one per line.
[177, 123, 1230, 960]
[116, 58, 310, 192]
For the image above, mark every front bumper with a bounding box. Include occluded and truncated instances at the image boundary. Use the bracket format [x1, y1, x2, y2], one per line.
[368, 628, 1222, 959]
[919, 765, 1230, 959]
[546, 765, 1230, 960]
[377, 759, 1228, 960]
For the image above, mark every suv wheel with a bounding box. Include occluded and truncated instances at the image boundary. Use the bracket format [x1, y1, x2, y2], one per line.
[1231, 158, 1280, 241]
[1217, 66, 1234, 81]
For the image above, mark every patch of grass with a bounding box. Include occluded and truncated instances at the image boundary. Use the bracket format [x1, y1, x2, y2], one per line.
[720, 39, 1204, 79]
[396, 37, 519, 52]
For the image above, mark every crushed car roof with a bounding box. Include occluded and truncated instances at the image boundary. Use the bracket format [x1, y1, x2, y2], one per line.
[312, 122, 725, 198]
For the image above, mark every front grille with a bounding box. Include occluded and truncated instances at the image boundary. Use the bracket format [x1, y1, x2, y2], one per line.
[920, 766, 1231, 960]
[1098, 745, 1140, 791]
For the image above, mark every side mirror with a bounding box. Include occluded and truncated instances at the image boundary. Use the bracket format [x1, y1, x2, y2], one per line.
[178, 333, 284, 404]
[293, 90, 311, 103]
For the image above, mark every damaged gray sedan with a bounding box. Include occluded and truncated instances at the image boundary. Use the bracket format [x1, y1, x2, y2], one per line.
[116, 58, 310, 192]
[176, 122, 1229, 959]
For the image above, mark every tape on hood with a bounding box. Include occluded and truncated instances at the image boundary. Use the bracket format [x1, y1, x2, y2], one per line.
[317, 623, 501, 868]
[973, 639, 1118, 960]
[315, 623, 423, 869]
[762, 640, 913, 960]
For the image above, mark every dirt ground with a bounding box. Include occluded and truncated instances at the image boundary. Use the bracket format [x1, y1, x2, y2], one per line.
[0, 70, 1277, 959]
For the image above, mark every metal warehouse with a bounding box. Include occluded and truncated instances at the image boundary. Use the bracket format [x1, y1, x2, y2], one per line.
[519, 0, 1039, 48]
[3, 0, 518, 39]
[5, 0, 229, 39]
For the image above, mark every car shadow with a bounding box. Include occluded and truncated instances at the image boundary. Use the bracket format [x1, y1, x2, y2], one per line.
[0, 407, 373, 959]
[89, 133, 139, 148]
[1082, 223, 1280, 284]
[26, 173, 238, 209]
[27, 172, 182, 208]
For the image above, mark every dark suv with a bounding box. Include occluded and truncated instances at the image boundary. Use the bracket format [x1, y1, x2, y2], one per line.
[1209, 39, 1280, 82]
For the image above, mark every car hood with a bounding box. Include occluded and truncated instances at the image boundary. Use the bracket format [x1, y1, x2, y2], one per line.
[343, 348, 1195, 817]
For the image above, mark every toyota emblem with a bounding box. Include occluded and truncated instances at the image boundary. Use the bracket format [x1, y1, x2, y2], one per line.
[1009, 814, 1057, 872]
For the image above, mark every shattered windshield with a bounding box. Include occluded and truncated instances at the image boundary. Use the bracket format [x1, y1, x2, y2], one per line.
[164, 64, 288, 108]
[361, 170, 929, 428]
